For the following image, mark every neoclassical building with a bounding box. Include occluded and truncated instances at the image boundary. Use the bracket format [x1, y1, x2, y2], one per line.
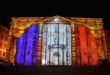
[6, 16, 108, 66]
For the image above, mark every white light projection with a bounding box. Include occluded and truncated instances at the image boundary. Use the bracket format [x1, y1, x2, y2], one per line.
[42, 17, 71, 65]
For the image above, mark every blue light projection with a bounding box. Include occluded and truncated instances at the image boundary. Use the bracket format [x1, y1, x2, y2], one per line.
[15, 25, 39, 66]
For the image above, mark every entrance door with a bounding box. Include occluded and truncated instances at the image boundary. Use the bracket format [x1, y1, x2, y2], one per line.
[42, 18, 72, 65]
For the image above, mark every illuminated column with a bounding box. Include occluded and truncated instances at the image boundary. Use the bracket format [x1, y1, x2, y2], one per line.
[101, 29, 108, 60]
[37, 22, 43, 66]
[96, 20, 107, 64]
[6, 23, 16, 64]
[74, 23, 81, 66]
[10, 38, 16, 64]
[71, 22, 76, 65]
[102, 30, 108, 60]
[6, 27, 13, 63]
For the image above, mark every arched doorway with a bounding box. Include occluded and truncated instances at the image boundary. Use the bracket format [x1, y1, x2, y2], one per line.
[42, 18, 72, 65]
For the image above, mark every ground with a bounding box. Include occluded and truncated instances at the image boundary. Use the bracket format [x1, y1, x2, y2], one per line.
[0, 64, 110, 75]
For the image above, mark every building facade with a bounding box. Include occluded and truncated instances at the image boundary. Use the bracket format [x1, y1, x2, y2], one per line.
[105, 30, 110, 63]
[0, 23, 9, 61]
[6, 16, 108, 66]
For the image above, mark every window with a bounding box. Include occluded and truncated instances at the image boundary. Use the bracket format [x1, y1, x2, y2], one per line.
[4, 43, 7, 47]
[0, 42, 1, 48]
[6, 31, 9, 34]
[1, 35, 3, 39]
[0, 51, 1, 55]
[5, 37, 7, 41]
[3, 52, 5, 56]
[95, 30, 98, 34]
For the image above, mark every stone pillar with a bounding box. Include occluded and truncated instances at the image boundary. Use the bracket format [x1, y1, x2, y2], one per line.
[37, 22, 43, 66]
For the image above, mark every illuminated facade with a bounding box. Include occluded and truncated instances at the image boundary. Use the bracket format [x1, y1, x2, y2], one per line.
[42, 18, 71, 65]
[105, 30, 110, 63]
[6, 16, 108, 66]
[0, 23, 9, 61]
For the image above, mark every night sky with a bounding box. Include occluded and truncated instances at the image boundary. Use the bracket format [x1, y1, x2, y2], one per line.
[0, 1, 109, 30]
[0, 17, 11, 29]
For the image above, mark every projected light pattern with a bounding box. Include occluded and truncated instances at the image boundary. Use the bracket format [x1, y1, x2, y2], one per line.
[15, 25, 39, 66]
[75, 25, 98, 65]
[42, 18, 72, 65]
[16, 34, 26, 64]
[7, 17, 107, 66]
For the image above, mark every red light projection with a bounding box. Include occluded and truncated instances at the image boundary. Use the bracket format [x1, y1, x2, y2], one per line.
[75, 25, 98, 66]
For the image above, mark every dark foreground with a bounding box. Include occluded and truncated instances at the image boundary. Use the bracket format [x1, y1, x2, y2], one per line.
[0, 64, 110, 75]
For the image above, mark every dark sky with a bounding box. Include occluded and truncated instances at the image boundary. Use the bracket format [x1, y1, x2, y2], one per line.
[0, 17, 11, 29]
[0, 0, 109, 30]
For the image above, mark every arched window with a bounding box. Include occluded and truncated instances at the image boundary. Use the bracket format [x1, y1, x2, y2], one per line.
[42, 18, 71, 65]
